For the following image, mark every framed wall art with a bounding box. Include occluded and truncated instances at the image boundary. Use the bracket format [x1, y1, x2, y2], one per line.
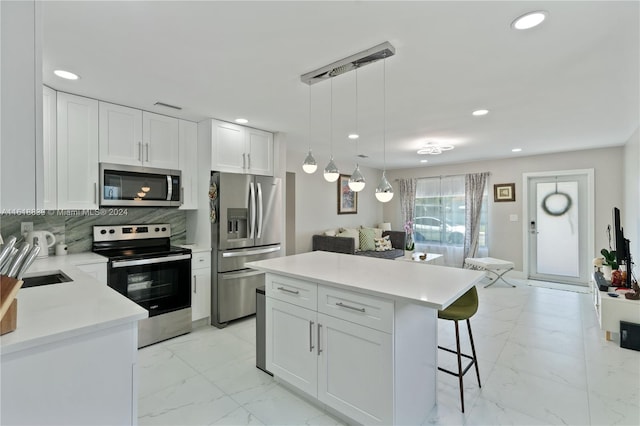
[494, 183, 516, 202]
[337, 174, 358, 214]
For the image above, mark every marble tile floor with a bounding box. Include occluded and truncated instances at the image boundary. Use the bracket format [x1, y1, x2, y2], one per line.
[138, 278, 640, 425]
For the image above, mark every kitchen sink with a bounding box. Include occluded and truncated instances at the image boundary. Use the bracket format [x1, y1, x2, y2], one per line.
[21, 270, 73, 288]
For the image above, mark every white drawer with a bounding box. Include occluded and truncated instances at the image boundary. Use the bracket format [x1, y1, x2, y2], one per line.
[191, 252, 211, 270]
[266, 274, 317, 310]
[318, 286, 393, 333]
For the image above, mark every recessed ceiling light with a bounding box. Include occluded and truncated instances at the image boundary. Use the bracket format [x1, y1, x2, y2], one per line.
[348, 133, 359, 140]
[472, 109, 489, 116]
[512, 148, 522, 152]
[54, 69, 79, 80]
[511, 11, 548, 30]
[420, 159, 428, 163]
[235, 118, 248, 124]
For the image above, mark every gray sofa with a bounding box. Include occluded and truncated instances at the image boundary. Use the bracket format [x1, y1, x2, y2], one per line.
[312, 230, 406, 259]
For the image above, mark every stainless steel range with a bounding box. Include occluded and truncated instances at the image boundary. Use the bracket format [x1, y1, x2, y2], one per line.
[93, 224, 192, 348]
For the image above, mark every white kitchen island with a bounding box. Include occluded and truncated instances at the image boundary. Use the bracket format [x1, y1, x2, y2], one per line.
[0, 254, 148, 426]
[248, 251, 485, 425]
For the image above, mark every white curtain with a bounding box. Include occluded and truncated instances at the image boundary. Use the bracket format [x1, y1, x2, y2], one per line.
[398, 178, 417, 246]
[463, 172, 489, 264]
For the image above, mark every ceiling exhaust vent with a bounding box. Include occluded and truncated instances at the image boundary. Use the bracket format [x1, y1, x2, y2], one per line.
[154, 101, 182, 110]
[301, 41, 395, 85]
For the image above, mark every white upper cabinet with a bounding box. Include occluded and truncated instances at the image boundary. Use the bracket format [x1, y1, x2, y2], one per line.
[99, 102, 179, 169]
[42, 86, 57, 210]
[179, 120, 198, 209]
[99, 102, 143, 167]
[245, 127, 274, 176]
[142, 111, 180, 169]
[57, 92, 99, 209]
[211, 120, 273, 176]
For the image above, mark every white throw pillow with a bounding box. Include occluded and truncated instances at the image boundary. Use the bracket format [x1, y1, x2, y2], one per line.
[336, 228, 359, 250]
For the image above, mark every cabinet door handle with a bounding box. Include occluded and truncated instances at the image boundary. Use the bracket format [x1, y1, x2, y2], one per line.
[145, 143, 150, 162]
[94, 182, 98, 204]
[193, 275, 197, 293]
[309, 321, 315, 352]
[277, 286, 299, 295]
[138, 142, 142, 161]
[247, 153, 251, 170]
[336, 302, 366, 313]
[242, 153, 246, 169]
[317, 323, 322, 355]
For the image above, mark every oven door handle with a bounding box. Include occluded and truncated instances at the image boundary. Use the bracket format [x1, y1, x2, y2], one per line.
[111, 254, 191, 268]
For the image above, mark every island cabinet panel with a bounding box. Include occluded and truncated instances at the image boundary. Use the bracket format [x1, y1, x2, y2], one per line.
[1, 322, 138, 425]
[265, 273, 395, 425]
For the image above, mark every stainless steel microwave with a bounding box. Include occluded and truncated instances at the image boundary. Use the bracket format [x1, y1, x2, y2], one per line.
[100, 163, 182, 207]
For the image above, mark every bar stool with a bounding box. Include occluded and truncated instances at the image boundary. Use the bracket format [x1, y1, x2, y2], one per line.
[437, 286, 481, 413]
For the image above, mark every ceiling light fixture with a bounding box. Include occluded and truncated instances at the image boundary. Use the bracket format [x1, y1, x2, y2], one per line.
[417, 142, 454, 155]
[420, 159, 428, 163]
[512, 148, 522, 152]
[301, 41, 395, 85]
[324, 78, 340, 182]
[302, 85, 317, 174]
[511, 11, 548, 30]
[349, 67, 366, 192]
[235, 118, 248, 124]
[53, 69, 79, 80]
[472, 109, 489, 116]
[375, 55, 393, 203]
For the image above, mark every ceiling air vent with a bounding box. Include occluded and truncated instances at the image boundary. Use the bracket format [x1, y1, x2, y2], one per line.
[301, 41, 395, 85]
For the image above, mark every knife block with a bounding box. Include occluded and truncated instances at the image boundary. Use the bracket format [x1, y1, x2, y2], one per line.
[1, 275, 23, 335]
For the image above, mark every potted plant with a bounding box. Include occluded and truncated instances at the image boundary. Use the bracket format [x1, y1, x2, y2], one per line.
[600, 248, 618, 280]
[404, 220, 415, 258]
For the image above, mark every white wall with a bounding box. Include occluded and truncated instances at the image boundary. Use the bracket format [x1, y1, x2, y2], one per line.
[286, 154, 384, 253]
[623, 127, 639, 279]
[383, 147, 624, 272]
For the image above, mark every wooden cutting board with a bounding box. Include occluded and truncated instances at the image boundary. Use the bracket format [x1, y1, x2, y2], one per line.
[1, 275, 23, 335]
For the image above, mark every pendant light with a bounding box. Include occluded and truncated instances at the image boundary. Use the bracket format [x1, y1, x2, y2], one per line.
[375, 56, 393, 203]
[324, 78, 340, 182]
[348, 67, 366, 192]
[302, 84, 317, 174]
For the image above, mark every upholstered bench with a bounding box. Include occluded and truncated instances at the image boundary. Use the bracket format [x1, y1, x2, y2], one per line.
[464, 257, 516, 288]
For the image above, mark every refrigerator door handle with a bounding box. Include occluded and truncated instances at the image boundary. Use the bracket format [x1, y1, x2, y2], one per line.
[257, 182, 263, 239]
[249, 181, 256, 239]
[219, 269, 264, 280]
[222, 246, 281, 258]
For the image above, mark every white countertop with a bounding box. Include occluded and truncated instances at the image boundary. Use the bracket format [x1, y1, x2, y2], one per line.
[1, 253, 147, 355]
[179, 244, 211, 254]
[248, 251, 485, 310]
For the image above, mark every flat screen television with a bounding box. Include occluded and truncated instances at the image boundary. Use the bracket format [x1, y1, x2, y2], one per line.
[613, 207, 632, 287]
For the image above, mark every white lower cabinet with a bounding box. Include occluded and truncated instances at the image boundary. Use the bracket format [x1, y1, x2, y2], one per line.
[191, 250, 211, 322]
[317, 313, 392, 425]
[266, 275, 393, 425]
[267, 297, 318, 396]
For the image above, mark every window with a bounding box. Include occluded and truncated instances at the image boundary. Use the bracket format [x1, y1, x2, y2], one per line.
[414, 175, 488, 265]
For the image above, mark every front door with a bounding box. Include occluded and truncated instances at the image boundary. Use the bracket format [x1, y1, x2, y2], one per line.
[526, 171, 591, 285]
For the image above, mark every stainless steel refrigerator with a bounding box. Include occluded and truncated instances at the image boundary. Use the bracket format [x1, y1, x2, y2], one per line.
[210, 172, 282, 328]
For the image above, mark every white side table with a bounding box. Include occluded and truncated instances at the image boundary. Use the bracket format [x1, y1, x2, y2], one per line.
[396, 252, 443, 265]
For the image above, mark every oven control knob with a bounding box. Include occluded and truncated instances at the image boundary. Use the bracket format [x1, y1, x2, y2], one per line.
[100, 229, 107, 235]
[155, 227, 160, 232]
[109, 229, 115, 234]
